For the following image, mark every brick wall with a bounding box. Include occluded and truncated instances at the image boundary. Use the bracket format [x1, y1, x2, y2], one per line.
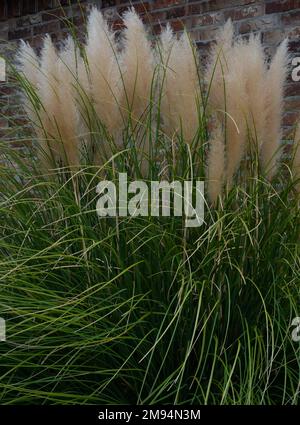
[0, 0, 300, 150]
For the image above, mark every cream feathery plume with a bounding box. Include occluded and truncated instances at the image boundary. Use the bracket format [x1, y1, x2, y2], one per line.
[260, 39, 289, 180]
[56, 36, 82, 167]
[17, 40, 40, 88]
[206, 22, 247, 188]
[221, 40, 248, 187]
[206, 21, 273, 187]
[120, 8, 155, 175]
[85, 7, 121, 139]
[17, 41, 41, 131]
[205, 19, 233, 111]
[38, 34, 63, 165]
[242, 34, 267, 153]
[160, 26, 200, 144]
[120, 8, 154, 123]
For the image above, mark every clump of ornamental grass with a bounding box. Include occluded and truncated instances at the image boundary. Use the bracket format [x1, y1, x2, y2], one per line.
[0, 136, 299, 405]
[159, 24, 201, 146]
[82, 7, 122, 166]
[15, 11, 291, 204]
[0, 7, 299, 406]
[119, 9, 156, 176]
[205, 20, 289, 202]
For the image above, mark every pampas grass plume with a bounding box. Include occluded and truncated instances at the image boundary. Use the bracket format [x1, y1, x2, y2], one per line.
[260, 39, 289, 180]
[160, 26, 200, 144]
[85, 8, 121, 137]
[120, 8, 154, 124]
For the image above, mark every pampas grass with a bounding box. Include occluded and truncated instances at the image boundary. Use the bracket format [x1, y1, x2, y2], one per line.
[56, 36, 83, 168]
[242, 34, 266, 153]
[5, 10, 300, 407]
[120, 9, 154, 124]
[38, 35, 63, 166]
[85, 7, 121, 139]
[260, 39, 289, 180]
[16, 10, 290, 202]
[120, 9, 155, 175]
[205, 20, 289, 191]
[205, 22, 247, 188]
[38, 35, 82, 168]
[159, 25, 201, 144]
[17, 40, 40, 107]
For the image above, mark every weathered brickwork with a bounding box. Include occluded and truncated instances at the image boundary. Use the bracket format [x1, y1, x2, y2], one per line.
[0, 0, 300, 149]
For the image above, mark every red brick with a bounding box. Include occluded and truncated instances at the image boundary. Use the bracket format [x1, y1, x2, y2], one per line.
[192, 11, 224, 27]
[12, 117, 29, 127]
[102, 0, 119, 8]
[0, 1, 7, 21]
[224, 5, 264, 21]
[60, 15, 85, 30]
[289, 40, 300, 53]
[151, 0, 184, 11]
[283, 111, 299, 126]
[118, 0, 138, 3]
[266, 0, 300, 14]
[42, 8, 67, 22]
[166, 6, 186, 19]
[22, 0, 38, 15]
[284, 96, 300, 110]
[169, 19, 185, 31]
[8, 27, 32, 40]
[285, 82, 300, 97]
[112, 18, 126, 31]
[58, 0, 81, 5]
[281, 10, 300, 25]
[286, 27, 300, 40]
[7, 0, 22, 18]
[33, 21, 60, 35]
[238, 16, 276, 34]
[37, 0, 59, 12]
[30, 35, 44, 50]
[189, 3, 202, 15]
[148, 11, 167, 24]
[193, 0, 256, 14]
[191, 27, 220, 41]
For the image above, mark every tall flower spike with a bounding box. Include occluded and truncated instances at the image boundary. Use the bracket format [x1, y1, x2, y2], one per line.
[120, 8, 154, 123]
[38, 35, 63, 166]
[17, 40, 40, 89]
[17, 41, 41, 134]
[120, 8, 155, 175]
[85, 7, 121, 141]
[205, 19, 233, 110]
[260, 39, 289, 180]
[160, 28, 200, 144]
[56, 36, 82, 167]
[242, 34, 267, 153]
